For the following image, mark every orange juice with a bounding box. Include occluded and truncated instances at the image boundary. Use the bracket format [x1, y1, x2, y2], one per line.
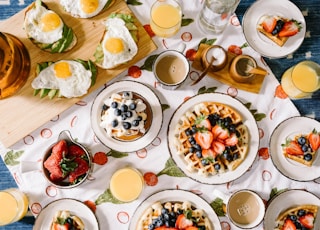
[0, 189, 29, 226]
[110, 167, 144, 202]
[292, 61, 320, 92]
[150, 0, 182, 37]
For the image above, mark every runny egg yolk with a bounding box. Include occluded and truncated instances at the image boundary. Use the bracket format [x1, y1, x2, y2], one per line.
[40, 12, 61, 32]
[54, 62, 72, 79]
[105, 37, 125, 54]
[80, 0, 99, 14]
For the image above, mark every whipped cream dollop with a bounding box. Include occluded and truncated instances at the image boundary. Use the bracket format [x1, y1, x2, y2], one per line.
[100, 92, 147, 138]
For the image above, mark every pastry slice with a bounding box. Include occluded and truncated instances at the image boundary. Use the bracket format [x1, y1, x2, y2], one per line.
[51, 210, 85, 230]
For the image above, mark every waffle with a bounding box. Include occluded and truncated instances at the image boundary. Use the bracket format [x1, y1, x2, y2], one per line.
[136, 201, 212, 230]
[275, 205, 318, 230]
[282, 130, 319, 167]
[173, 102, 249, 177]
[51, 210, 84, 230]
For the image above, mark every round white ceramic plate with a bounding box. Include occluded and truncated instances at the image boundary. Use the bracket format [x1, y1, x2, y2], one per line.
[129, 189, 221, 230]
[269, 116, 320, 181]
[264, 189, 320, 229]
[167, 93, 259, 184]
[33, 198, 99, 229]
[242, 0, 306, 58]
[91, 80, 163, 152]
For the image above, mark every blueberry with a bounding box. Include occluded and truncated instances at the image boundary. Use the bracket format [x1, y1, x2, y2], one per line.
[126, 111, 133, 118]
[194, 144, 202, 151]
[201, 159, 208, 166]
[188, 136, 196, 145]
[123, 91, 131, 98]
[132, 120, 140, 127]
[228, 124, 236, 133]
[301, 144, 309, 152]
[271, 19, 285, 35]
[233, 153, 240, 160]
[111, 119, 118, 127]
[297, 136, 306, 145]
[304, 153, 313, 161]
[114, 109, 122, 116]
[289, 215, 297, 221]
[129, 102, 136, 110]
[214, 163, 221, 170]
[120, 104, 128, 112]
[297, 209, 306, 216]
[136, 115, 143, 121]
[102, 104, 108, 110]
[185, 129, 193, 136]
[122, 122, 131, 130]
[195, 151, 202, 158]
[189, 147, 195, 153]
[111, 101, 118, 108]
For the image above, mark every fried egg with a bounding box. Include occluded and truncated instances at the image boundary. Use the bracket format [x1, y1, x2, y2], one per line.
[60, 0, 111, 18]
[100, 17, 138, 69]
[24, 4, 63, 44]
[31, 60, 92, 98]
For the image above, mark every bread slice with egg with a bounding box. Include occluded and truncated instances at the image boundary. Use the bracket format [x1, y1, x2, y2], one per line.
[24, 0, 77, 53]
[93, 11, 139, 69]
[60, 0, 115, 18]
[32, 59, 97, 99]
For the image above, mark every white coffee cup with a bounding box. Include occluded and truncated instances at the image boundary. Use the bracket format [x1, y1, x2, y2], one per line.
[153, 49, 190, 90]
[213, 189, 265, 229]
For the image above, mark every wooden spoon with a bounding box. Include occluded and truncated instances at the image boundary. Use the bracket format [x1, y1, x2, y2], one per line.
[191, 56, 216, 85]
[246, 66, 268, 75]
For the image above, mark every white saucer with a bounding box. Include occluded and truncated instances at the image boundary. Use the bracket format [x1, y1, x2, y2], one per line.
[91, 80, 163, 152]
[167, 93, 259, 184]
[264, 189, 320, 229]
[33, 199, 99, 229]
[242, 0, 306, 58]
[129, 189, 221, 230]
[269, 116, 320, 181]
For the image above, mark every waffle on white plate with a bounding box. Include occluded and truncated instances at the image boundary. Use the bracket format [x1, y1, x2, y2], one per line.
[136, 200, 212, 230]
[173, 102, 249, 177]
[274, 204, 318, 230]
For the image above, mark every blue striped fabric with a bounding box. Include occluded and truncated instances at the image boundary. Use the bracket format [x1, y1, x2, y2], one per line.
[0, 0, 319, 229]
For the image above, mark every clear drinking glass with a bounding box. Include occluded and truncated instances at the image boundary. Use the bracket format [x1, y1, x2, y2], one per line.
[0, 188, 29, 226]
[198, 0, 240, 34]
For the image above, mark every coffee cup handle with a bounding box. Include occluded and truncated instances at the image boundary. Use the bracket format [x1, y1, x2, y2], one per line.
[212, 189, 230, 204]
[175, 43, 186, 53]
[20, 161, 41, 174]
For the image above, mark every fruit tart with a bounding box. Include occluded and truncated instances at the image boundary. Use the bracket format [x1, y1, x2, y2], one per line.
[257, 15, 302, 47]
[274, 205, 318, 230]
[173, 102, 249, 177]
[136, 200, 212, 230]
[51, 210, 85, 230]
[281, 129, 320, 167]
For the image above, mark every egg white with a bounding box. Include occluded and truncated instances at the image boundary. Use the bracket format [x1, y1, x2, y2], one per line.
[101, 17, 138, 69]
[60, 0, 109, 18]
[31, 60, 92, 98]
[24, 4, 63, 44]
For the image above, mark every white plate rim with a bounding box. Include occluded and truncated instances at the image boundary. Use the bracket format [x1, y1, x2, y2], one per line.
[242, 0, 306, 58]
[167, 92, 260, 184]
[269, 116, 320, 181]
[91, 80, 163, 152]
[129, 189, 222, 230]
[264, 189, 320, 229]
[33, 198, 99, 230]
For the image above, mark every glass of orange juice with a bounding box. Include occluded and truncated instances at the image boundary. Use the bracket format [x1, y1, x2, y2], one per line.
[110, 167, 144, 202]
[0, 188, 29, 226]
[281, 60, 320, 99]
[150, 0, 182, 38]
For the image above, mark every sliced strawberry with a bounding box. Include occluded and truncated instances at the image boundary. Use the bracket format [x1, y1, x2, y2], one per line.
[185, 227, 199, 230]
[154, 226, 178, 230]
[52, 223, 69, 230]
[278, 20, 301, 37]
[308, 129, 320, 151]
[202, 148, 217, 158]
[282, 219, 297, 230]
[224, 133, 239, 146]
[52, 140, 68, 161]
[197, 118, 212, 130]
[262, 15, 277, 33]
[211, 141, 225, 155]
[68, 144, 85, 157]
[43, 154, 64, 181]
[69, 158, 89, 183]
[195, 131, 213, 150]
[175, 214, 193, 229]
[211, 125, 229, 140]
[299, 213, 315, 228]
[285, 141, 303, 155]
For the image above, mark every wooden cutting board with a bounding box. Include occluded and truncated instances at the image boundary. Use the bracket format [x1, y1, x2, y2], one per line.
[0, 0, 157, 148]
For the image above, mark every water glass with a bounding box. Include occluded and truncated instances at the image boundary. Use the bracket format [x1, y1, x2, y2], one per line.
[198, 0, 240, 34]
